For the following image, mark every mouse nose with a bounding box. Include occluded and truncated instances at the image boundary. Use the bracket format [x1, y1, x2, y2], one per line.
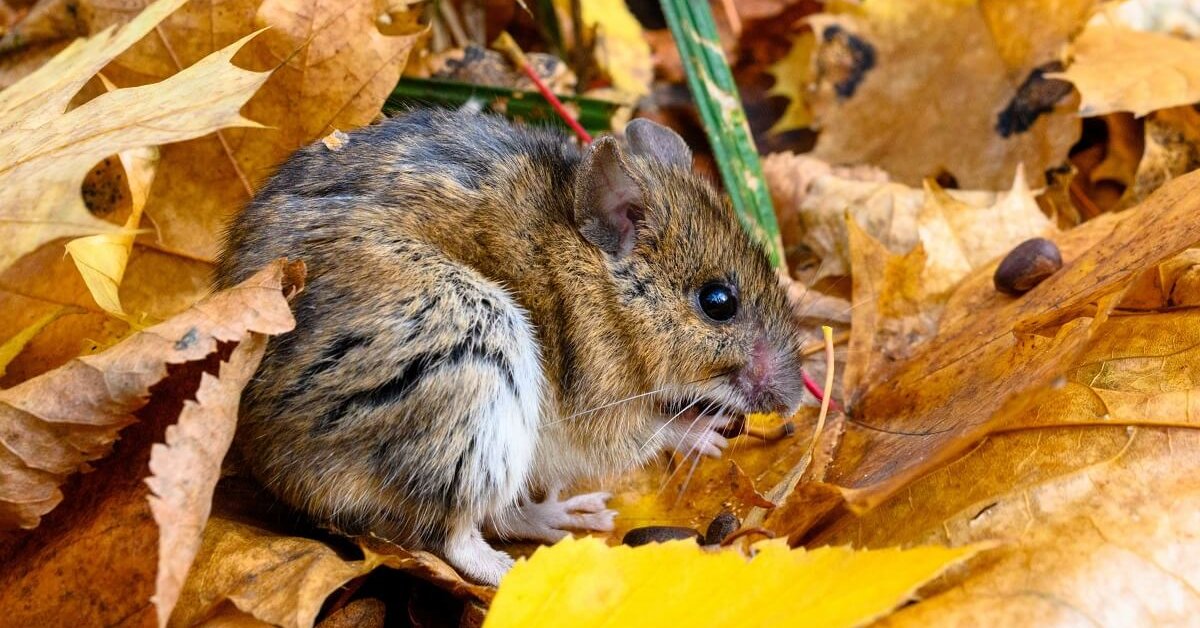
[733, 337, 803, 414]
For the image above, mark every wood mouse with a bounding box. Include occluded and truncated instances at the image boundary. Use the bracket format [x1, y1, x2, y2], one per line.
[214, 108, 805, 585]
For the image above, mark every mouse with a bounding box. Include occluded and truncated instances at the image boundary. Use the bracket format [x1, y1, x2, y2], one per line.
[214, 108, 805, 586]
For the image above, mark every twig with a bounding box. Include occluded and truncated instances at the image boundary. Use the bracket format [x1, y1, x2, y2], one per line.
[493, 32, 593, 144]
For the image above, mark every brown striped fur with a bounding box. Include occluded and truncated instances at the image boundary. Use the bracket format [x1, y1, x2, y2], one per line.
[214, 108, 804, 584]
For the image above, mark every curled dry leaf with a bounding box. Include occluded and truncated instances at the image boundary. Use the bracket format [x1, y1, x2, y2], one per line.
[0, 0, 269, 272]
[1052, 23, 1200, 117]
[485, 536, 987, 628]
[174, 517, 492, 627]
[764, 152, 1053, 289]
[0, 259, 298, 531]
[829, 167, 1200, 511]
[800, 0, 1089, 188]
[147, 333, 271, 626]
[84, 0, 422, 262]
[814, 427, 1200, 625]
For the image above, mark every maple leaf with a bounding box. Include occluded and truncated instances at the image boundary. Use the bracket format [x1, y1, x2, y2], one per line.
[1052, 22, 1200, 118]
[803, 0, 1093, 188]
[0, 0, 269, 273]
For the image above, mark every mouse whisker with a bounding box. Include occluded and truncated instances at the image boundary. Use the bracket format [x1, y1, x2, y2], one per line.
[547, 369, 735, 426]
[638, 397, 701, 455]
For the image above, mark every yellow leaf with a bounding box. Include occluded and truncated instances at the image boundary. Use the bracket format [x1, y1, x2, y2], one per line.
[767, 31, 816, 134]
[64, 144, 160, 321]
[0, 306, 72, 379]
[485, 537, 985, 628]
[1052, 24, 1200, 117]
[559, 0, 653, 98]
[0, 0, 269, 272]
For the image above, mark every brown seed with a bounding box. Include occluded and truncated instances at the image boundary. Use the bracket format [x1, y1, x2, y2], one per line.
[622, 526, 702, 547]
[994, 237, 1062, 295]
[704, 510, 740, 546]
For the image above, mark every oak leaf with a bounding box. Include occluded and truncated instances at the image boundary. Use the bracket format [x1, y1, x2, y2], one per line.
[83, 0, 422, 262]
[0, 259, 297, 530]
[0, 0, 268, 272]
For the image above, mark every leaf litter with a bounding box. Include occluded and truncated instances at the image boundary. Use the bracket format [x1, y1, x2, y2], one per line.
[3, 0, 1200, 625]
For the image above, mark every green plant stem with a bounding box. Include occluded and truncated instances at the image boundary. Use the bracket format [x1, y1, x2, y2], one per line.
[660, 0, 784, 267]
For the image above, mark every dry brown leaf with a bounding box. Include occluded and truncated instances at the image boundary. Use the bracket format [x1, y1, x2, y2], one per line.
[83, 0, 422, 262]
[843, 220, 938, 398]
[1126, 106, 1200, 205]
[585, 407, 821, 543]
[829, 167, 1200, 511]
[804, 0, 1090, 188]
[1011, 308, 1200, 430]
[0, 261, 299, 627]
[0, 241, 214, 386]
[1053, 22, 1200, 117]
[0, 259, 297, 530]
[174, 516, 492, 627]
[147, 333, 269, 626]
[812, 427, 1200, 625]
[0, 0, 269, 272]
[763, 152, 1053, 288]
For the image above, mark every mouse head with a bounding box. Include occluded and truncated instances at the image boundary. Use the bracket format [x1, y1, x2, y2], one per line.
[573, 119, 805, 424]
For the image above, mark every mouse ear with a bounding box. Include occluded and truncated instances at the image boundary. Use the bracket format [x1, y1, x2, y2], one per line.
[574, 136, 648, 258]
[625, 118, 692, 168]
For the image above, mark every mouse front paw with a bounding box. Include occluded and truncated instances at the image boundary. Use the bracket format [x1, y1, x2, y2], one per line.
[487, 488, 616, 545]
[664, 415, 735, 459]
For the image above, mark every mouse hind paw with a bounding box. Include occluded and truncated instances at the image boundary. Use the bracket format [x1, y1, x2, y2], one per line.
[443, 525, 515, 587]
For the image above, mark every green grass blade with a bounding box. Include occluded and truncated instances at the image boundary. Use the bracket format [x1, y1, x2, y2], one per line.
[660, 0, 784, 267]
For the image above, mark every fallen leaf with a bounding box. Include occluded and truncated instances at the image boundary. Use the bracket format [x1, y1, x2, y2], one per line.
[84, 0, 422, 262]
[0, 241, 215, 386]
[763, 152, 1053, 287]
[812, 427, 1200, 625]
[147, 333, 269, 626]
[64, 143, 160, 322]
[1052, 22, 1200, 117]
[803, 0, 1090, 188]
[557, 0, 652, 99]
[0, 306, 73, 380]
[485, 536, 986, 628]
[0, 259, 297, 530]
[0, 0, 268, 272]
[174, 516, 492, 627]
[766, 30, 815, 134]
[829, 167, 1200, 511]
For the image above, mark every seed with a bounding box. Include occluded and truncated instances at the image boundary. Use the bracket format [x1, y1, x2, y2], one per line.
[622, 526, 702, 547]
[704, 510, 740, 545]
[994, 237, 1062, 295]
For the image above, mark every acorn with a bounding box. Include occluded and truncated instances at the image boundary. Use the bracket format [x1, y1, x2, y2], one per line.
[622, 526, 702, 547]
[994, 237, 1062, 295]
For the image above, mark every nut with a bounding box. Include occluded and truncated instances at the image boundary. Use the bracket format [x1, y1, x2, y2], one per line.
[703, 510, 740, 546]
[993, 237, 1062, 295]
[621, 526, 702, 547]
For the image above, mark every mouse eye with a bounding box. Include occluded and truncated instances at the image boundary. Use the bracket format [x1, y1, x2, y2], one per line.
[698, 282, 738, 322]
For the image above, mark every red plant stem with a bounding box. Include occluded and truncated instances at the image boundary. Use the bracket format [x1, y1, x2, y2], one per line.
[494, 32, 592, 144]
[519, 64, 593, 144]
[802, 368, 840, 411]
